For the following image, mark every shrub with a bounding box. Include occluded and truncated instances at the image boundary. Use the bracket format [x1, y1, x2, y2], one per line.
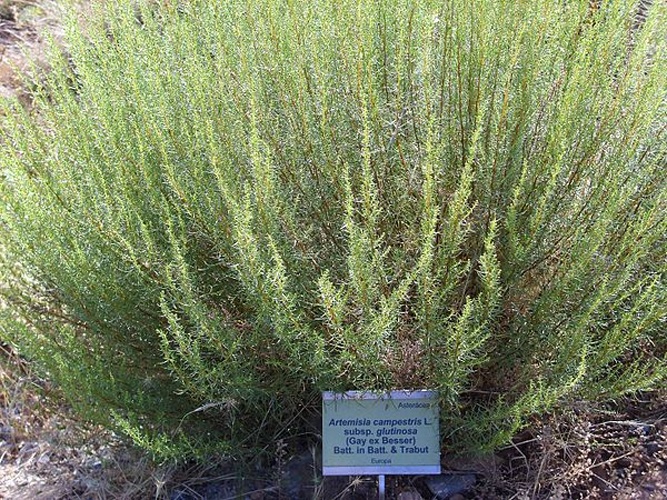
[1, 0, 665, 460]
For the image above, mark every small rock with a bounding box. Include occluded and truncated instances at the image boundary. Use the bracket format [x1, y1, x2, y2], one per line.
[397, 489, 424, 500]
[425, 473, 477, 500]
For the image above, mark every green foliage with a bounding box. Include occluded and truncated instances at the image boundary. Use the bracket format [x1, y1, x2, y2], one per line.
[1, 0, 666, 460]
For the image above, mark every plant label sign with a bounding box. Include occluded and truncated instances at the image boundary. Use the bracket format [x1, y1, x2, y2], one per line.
[322, 390, 440, 476]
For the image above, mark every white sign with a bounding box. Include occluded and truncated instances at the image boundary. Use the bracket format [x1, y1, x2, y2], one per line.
[322, 390, 441, 476]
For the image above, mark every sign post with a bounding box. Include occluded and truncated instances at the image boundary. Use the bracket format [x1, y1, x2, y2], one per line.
[322, 390, 440, 497]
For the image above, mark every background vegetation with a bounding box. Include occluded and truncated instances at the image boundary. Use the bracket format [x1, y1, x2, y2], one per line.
[1, 0, 665, 462]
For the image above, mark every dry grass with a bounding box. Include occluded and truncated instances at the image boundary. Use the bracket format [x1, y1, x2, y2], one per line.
[0, 343, 172, 499]
[0, 345, 275, 499]
[470, 394, 667, 499]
